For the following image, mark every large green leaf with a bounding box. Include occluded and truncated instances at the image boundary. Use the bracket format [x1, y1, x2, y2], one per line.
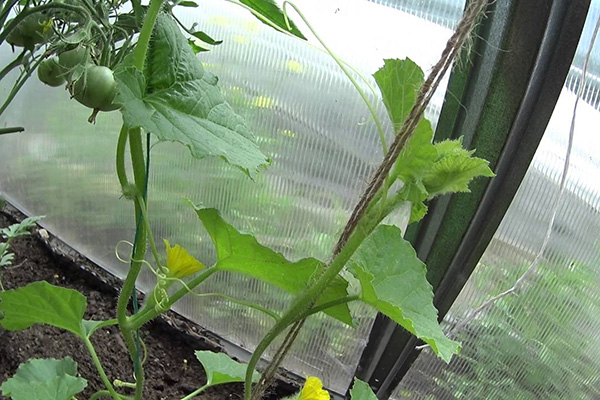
[0, 281, 86, 337]
[374, 59, 494, 222]
[195, 351, 259, 386]
[373, 58, 424, 129]
[115, 14, 269, 178]
[349, 225, 460, 362]
[190, 203, 353, 326]
[0, 357, 87, 400]
[350, 378, 377, 400]
[374, 58, 437, 223]
[239, 0, 306, 39]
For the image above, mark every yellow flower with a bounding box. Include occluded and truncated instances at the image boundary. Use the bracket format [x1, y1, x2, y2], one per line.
[163, 239, 205, 278]
[299, 377, 330, 400]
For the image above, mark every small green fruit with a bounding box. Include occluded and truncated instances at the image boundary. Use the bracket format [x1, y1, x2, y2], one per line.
[72, 65, 119, 112]
[37, 57, 65, 87]
[6, 14, 53, 49]
[58, 46, 91, 81]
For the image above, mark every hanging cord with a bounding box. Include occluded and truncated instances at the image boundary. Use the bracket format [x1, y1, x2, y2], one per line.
[417, 6, 600, 352]
[249, 1, 491, 399]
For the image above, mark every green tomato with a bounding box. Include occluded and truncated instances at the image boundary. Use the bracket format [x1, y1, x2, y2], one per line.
[37, 57, 65, 87]
[6, 14, 53, 49]
[58, 45, 90, 77]
[72, 65, 119, 111]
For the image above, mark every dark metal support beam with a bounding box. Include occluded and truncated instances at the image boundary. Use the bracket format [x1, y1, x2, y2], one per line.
[352, 0, 591, 398]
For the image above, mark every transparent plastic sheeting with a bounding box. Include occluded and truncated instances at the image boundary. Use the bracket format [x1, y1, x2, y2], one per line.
[372, 0, 465, 29]
[0, 0, 460, 394]
[394, 6, 600, 400]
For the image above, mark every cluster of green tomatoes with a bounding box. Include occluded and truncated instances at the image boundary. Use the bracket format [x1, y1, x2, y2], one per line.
[7, 12, 119, 119]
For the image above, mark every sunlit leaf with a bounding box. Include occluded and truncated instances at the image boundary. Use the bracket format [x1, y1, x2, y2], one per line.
[0, 357, 87, 400]
[373, 58, 424, 129]
[239, 0, 306, 39]
[191, 31, 223, 45]
[0, 281, 86, 337]
[115, 14, 269, 178]
[374, 58, 494, 217]
[195, 351, 259, 386]
[349, 225, 460, 362]
[190, 202, 353, 326]
[188, 39, 209, 54]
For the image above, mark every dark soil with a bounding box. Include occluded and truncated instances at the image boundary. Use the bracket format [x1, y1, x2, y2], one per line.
[0, 211, 296, 400]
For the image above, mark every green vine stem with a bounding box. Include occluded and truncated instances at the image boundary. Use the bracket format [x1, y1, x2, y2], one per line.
[187, 292, 281, 321]
[114, 128, 147, 400]
[135, 195, 165, 273]
[0, 50, 25, 82]
[179, 384, 209, 400]
[243, 216, 379, 400]
[243, 190, 407, 399]
[88, 391, 112, 400]
[0, 52, 44, 116]
[300, 295, 360, 320]
[116, 126, 130, 189]
[131, 0, 164, 71]
[113, 0, 163, 381]
[0, 0, 20, 28]
[83, 336, 123, 400]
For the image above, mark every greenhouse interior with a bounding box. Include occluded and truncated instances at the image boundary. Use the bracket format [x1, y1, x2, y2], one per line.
[0, 0, 599, 399]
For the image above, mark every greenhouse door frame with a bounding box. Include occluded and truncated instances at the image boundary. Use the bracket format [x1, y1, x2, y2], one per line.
[352, 0, 591, 398]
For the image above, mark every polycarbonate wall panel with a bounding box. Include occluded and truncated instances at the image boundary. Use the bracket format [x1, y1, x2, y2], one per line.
[393, 4, 600, 400]
[0, 0, 459, 393]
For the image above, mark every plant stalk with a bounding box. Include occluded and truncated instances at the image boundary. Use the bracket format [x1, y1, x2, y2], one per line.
[114, 3, 165, 396]
[0, 53, 44, 117]
[116, 125, 130, 189]
[115, 128, 147, 400]
[132, 0, 164, 71]
[0, 50, 25, 82]
[83, 337, 122, 400]
[180, 384, 209, 400]
[243, 218, 376, 400]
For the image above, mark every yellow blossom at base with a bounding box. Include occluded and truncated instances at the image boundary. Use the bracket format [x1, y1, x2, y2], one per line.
[299, 376, 330, 400]
[163, 239, 205, 278]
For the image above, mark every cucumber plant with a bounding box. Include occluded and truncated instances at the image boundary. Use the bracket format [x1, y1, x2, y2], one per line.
[0, 1, 492, 399]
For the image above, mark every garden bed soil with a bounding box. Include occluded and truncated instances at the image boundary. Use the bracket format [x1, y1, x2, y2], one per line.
[0, 211, 296, 400]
